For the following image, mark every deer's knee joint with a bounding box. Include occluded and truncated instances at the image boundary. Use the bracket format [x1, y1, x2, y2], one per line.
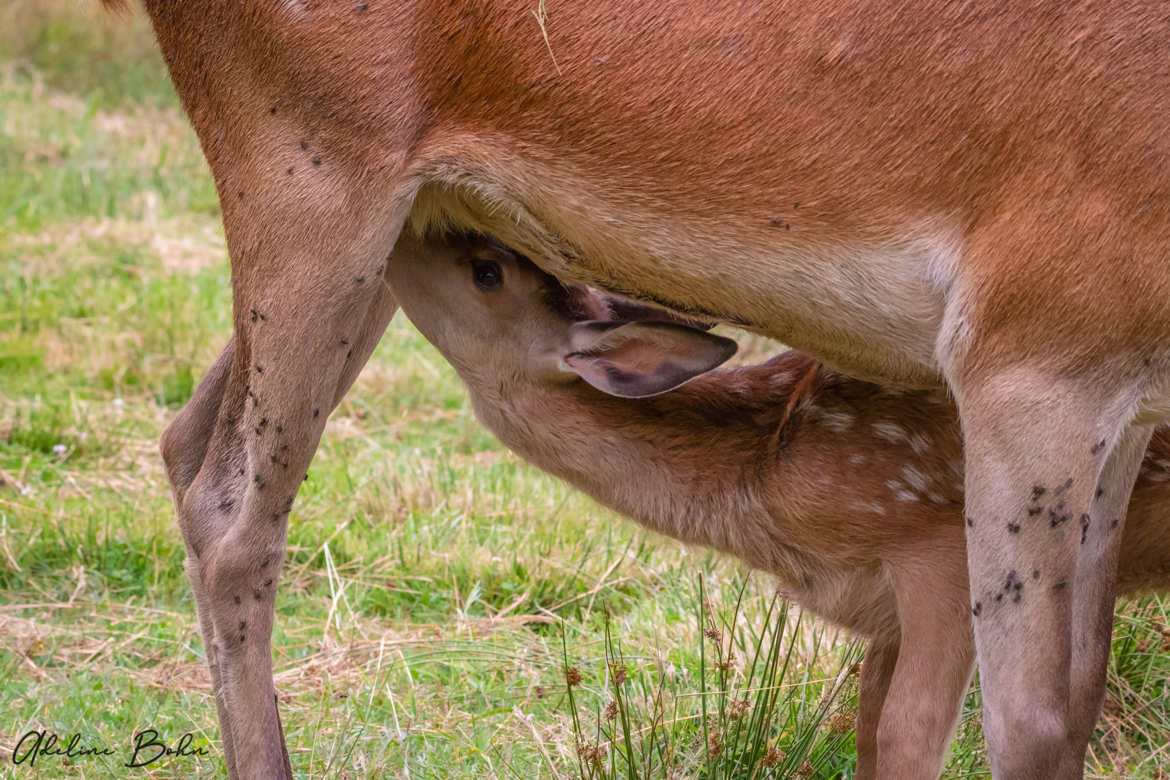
[160, 340, 237, 501]
[200, 539, 282, 636]
[161, 414, 210, 506]
[989, 706, 1068, 771]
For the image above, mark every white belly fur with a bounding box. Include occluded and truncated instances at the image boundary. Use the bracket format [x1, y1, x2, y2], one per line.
[405, 145, 958, 387]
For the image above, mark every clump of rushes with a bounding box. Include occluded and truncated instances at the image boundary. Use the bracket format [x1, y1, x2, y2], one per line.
[560, 573, 863, 778]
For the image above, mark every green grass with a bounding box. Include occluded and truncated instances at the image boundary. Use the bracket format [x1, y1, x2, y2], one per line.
[4, 3, 1170, 777]
[561, 578, 863, 780]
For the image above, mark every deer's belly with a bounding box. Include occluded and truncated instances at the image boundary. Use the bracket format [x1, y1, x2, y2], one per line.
[408, 148, 955, 388]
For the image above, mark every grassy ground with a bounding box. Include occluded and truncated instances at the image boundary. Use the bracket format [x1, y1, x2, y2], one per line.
[3, 3, 1170, 777]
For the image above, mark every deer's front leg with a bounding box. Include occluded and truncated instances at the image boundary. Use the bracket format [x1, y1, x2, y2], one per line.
[1060, 423, 1151, 776]
[163, 163, 405, 776]
[955, 368, 1138, 779]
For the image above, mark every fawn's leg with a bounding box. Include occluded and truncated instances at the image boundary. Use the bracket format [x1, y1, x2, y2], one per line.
[879, 548, 976, 780]
[854, 637, 899, 780]
[1058, 424, 1151, 775]
[162, 161, 406, 776]
[954, 368, 1138, 779]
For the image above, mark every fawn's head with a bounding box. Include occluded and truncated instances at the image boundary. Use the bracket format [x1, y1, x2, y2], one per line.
[389, 232, 737, 398]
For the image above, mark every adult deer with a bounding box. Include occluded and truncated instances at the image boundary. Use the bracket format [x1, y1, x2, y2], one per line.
[386, 232, 1170, 779]
[121, 0, 1168, 776]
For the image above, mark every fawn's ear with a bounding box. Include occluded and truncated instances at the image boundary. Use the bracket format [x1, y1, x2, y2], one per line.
[561, 321, 737, 398]
[600, 296, 717, 331]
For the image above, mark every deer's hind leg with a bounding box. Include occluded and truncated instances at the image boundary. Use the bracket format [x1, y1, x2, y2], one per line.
[162, 172, 406, 777]
[161, 340, 247, 775]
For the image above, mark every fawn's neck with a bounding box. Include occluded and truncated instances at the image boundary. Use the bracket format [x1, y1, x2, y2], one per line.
[464, 353, 819, 570]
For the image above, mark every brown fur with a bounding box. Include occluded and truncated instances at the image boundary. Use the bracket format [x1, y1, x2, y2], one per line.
[387, 235, 1170, 779]
[121, 1, 1170, 776]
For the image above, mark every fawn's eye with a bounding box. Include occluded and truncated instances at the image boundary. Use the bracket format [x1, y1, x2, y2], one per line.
[472, 260, 503, 290]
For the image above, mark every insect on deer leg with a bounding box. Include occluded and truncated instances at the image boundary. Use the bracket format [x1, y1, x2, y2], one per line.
[955, 367, 1135, 779]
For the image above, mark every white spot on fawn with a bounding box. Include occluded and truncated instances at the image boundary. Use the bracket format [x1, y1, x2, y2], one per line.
[819, 409, 854, 433]
[849, 453, 867, 466]
[907, 433, 931, 454]
[900, 466, 929, 492]
[770, 371, 795, 388]
[885, 479, 919, 501]
[872, 421, 907, 443]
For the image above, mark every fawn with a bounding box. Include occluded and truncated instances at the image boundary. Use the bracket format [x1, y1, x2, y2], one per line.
[385, 232, 1170, 779]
